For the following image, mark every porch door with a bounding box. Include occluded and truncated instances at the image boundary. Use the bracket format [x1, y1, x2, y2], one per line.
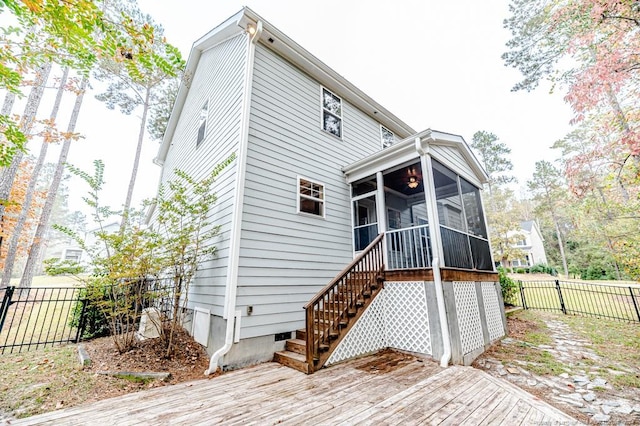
[353, 193, 378, 252]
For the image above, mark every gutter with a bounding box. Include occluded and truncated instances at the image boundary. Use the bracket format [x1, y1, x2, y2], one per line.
[416, 137, 452, 368]
[205, 19, 262, 375]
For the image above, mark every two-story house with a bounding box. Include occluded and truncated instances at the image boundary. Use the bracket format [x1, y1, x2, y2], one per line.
[149, 8, 506, 375]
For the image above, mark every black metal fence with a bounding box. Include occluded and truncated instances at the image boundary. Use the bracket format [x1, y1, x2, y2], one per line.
[0, 278, 177, 354]
[516, 280, 640, 322]
[0, 286, 85, 354]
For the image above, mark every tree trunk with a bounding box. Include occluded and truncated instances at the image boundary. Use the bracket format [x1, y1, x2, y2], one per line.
[0, 63, 51, 222]
[1, 69, 70, 287]
[19, 78, 88, 289]
[553, 219, 569, 278]
[119, 87, 150, 233]
[0, 91, 17, 250]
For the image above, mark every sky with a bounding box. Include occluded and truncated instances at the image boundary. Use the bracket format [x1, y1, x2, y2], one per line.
[12, 1, 576, 218]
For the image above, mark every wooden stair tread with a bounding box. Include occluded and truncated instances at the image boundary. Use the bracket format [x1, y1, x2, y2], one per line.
[285, 338, 306, 355]
[274, 350, 309, 374]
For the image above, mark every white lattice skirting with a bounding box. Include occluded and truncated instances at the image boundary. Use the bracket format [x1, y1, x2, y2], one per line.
[482, 282, 504, 342]
[326, 281, 431, 366]
[452, 281, 484, 355]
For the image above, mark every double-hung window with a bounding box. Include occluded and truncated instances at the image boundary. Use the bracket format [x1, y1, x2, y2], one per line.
[197, 101, 208, 147]
[381, 125, 395, 148]
[321, 88, 342, 138]
[298, 177, 325, 217]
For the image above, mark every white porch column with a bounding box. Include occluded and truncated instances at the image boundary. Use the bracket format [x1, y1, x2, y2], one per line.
[375, 171, 387, 267]
[375, 171, 386, 234]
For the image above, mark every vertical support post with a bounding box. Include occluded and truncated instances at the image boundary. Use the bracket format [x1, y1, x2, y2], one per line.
[629, 287, 640, 322]
[305, 305, 314, 372]
[519, 281, 527, 310]
[0, 286, 15, 334]
[555, 280, 567, 315]
[75, 295, 88, 343]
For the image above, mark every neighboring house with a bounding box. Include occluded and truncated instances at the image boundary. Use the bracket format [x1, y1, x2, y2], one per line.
[149, 8, 506, 374]
[509, 220, 548, 268]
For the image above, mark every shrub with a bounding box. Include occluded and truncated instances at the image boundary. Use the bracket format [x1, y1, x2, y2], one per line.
[498, 267, 518, 305]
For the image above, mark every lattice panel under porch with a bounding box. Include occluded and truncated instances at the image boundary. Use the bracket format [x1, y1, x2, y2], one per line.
[325, 291, 386, 366]
[452, 281, 484, 355]
[383, 282, 431, 355]
[481, 282, 504, 341]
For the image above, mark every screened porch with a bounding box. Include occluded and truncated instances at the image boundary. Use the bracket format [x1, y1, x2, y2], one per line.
[347, 132, 494, 273]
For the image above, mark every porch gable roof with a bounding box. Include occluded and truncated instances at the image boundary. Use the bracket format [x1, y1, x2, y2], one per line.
[342, 129, 489, 187]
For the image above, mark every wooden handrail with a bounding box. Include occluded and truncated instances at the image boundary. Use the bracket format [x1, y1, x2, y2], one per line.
[304, 233, 385, 372]
[303, 234, 384, 310]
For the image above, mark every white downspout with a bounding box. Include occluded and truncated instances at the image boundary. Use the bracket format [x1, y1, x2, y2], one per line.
[417, 136, 452, 368]
[205, 20, 262, 375]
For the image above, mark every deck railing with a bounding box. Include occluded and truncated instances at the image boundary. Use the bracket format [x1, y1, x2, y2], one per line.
[304, 234, 384, 372]
[440, 225, 493, 271]
[386, 225, 431, 270]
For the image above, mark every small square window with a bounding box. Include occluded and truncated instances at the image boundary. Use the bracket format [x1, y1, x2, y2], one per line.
[321, 88, 342, 138]
[298, 177, 325, 217]
[197, 101, 208, 147]
[381, 125, 394, 148]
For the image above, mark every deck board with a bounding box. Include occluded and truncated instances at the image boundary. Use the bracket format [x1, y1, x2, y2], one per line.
[11, 351, 582, 426]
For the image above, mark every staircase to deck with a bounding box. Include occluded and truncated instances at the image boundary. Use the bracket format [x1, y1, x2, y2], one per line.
[274, 234, 385, 374]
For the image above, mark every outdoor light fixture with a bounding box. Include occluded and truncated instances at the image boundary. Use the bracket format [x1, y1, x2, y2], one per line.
[408, 176, 419, 189]
[247, 24, 256, 35]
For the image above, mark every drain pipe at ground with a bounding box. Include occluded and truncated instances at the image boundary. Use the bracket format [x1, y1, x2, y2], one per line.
[432, 257, 451, 367]
[205, 19, 262, 375]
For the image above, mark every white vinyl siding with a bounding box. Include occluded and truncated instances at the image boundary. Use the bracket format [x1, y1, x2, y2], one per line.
[157, 33, 248, 316]
[237, 42, 385, 338]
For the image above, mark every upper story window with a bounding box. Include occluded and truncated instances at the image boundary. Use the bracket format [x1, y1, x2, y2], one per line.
[381, 125, 394, 148]
[197, 101, 208, 147]
[298, 177, 325, 218]
[321, 88, 342, 138]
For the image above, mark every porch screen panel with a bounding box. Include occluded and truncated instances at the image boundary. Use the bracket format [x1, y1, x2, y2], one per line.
[432, 160, 493, 271]
[460, 179, 487, 238]
[432, 162, 465, 232]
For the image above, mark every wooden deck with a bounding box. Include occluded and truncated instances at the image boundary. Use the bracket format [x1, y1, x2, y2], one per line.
[13, 351, 581, 425]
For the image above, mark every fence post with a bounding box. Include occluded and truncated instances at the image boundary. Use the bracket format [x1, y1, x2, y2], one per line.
[75, 296, 88, 343]
[555, 280, 567, 315]
[519, 281, 527, 310]
[0, 286, 15, 334]
[629, 287, 640, 322]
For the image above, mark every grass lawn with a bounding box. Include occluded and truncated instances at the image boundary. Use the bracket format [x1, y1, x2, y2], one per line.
[8, 275, 82, 288]
[511, 278, 640, 322]
[0, 345, 97, 418]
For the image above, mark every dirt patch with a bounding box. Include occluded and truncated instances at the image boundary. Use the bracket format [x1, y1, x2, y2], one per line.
[84, 328, 210, 384]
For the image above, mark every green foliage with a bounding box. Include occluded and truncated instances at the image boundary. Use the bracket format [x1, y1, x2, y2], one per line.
[498, 267, 518, 305]
[50, 154, 236, 354]
[529, 263, 557, 276]
[470, 130, 516, 191]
